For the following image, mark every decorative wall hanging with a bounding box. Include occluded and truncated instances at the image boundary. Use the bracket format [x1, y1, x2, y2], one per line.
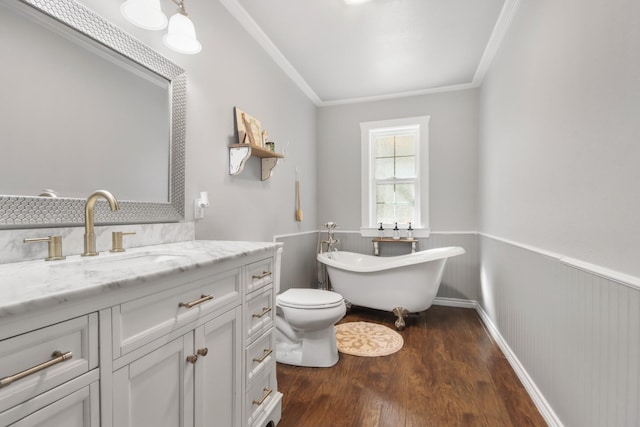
[234, 107, 263, 147]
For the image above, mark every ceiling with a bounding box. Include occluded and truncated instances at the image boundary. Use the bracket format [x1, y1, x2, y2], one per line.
[220, 0, 518, 106]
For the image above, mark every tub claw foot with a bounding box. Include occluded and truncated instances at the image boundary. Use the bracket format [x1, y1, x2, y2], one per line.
[393, 307, 409, 330]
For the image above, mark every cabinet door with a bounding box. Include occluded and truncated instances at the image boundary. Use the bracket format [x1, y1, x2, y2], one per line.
[194, 307, 242, 427]
[112, 336, 193, 427]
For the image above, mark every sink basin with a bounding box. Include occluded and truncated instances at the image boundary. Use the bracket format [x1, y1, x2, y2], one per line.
[52, 252, 190, 272]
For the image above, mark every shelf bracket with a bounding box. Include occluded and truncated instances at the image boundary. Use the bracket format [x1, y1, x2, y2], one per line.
[229, 145, 252, 175]
[261, 157, 279, 181]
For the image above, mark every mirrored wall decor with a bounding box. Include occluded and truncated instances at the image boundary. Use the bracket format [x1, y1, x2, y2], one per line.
[0, 0, 186, 228]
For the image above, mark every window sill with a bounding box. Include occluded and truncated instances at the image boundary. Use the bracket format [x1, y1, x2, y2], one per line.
[360, 227, 431, 238]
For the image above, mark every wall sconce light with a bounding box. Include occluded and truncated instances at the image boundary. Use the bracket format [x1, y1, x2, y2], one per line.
[120, 0, 202, 54]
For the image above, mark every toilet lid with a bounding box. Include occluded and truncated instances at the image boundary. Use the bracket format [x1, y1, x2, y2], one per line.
[277, 288, 343, 309]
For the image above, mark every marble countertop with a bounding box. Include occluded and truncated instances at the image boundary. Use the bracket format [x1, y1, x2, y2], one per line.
[0, 240, 280, 319]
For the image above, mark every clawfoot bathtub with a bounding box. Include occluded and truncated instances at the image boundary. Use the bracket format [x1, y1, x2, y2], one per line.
[317, 247, 465, 329]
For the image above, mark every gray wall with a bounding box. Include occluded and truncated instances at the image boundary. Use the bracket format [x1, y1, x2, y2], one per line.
[479, 0, 640, 277]
[308, 90, 480, 302]
[275, 231, 319, 292]
[316, 89, 479, 232]
[78, 0, 318, 242]
[478, 0, 640, 425]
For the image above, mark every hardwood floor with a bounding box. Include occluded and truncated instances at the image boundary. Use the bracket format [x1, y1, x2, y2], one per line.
[276, 306, 547, 427]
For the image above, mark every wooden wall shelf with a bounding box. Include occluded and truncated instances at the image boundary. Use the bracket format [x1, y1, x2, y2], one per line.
[229, 144, 284, 181]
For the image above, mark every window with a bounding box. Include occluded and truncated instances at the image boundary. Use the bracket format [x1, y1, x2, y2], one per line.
[360, 116, 430, 237]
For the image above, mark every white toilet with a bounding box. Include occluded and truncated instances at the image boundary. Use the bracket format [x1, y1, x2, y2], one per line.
[274, 248, 346, 367]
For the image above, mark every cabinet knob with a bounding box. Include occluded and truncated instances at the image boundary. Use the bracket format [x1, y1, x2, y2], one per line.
[197, 348, 208, 357]
[186, 355, 198, 364]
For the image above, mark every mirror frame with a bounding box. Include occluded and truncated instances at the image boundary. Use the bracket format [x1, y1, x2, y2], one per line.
[0, 0, 185, 228]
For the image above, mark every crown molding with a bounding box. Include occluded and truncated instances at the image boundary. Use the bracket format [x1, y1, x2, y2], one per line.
[473, 0, 521, 85]
[219, 0, 322, 105]
[220, 0, 520, 107]
[317, 82, 479, 107]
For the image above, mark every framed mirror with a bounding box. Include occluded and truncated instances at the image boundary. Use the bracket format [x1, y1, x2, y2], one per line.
[0, 0, 186, 228]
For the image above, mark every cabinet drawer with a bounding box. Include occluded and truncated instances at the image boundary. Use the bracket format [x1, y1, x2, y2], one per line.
[245, 286, 274, 344]
[0, 371, 99, 427]
[246, 329, 275, 385]
[246, 369, 277, 427]
[246, 257, 274, 295]
[0, 314, 98, 413]
[113, 267, 241, 358]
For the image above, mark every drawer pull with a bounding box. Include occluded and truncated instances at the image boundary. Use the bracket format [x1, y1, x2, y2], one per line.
[252, 388, 273, 406]
[0, 351, 73, 389]
[252, 271, 272, 280]
[252, 307, 272, 318]
[178, 294, 213, 309]
[186, 355, 198, 364]
[197, 348, 209, 357]
[253, 348, 273, 364]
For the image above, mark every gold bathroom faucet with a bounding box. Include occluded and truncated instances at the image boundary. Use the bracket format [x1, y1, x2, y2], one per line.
[82, 190, 120, 256]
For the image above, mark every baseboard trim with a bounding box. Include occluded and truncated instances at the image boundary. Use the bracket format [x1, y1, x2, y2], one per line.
[433, 297, 476, 309]
[435, 297, 563, 427]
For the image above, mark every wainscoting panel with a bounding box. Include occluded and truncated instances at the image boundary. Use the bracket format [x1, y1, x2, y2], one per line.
[479, 236, 558, 423]
[479, 234, 640, 427]
[552, 264, 640, 427]
[427, 233, 479, 301]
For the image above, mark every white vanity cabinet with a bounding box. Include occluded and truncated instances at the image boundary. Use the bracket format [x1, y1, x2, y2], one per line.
[0, 241, 282, 427]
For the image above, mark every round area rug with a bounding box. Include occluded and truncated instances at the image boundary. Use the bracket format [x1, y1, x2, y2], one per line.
[335, 322, 404, 357]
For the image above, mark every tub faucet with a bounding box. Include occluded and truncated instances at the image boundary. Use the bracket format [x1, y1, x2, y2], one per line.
[82, 190, 120, 256]
[321, 222, 340, 253]
[324, 236, 340, 252]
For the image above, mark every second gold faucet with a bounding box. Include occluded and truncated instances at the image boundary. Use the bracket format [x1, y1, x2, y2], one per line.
[82, 190, 120, 256]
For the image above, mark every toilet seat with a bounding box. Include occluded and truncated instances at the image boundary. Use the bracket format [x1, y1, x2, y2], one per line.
[277, 288, 343, 309]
